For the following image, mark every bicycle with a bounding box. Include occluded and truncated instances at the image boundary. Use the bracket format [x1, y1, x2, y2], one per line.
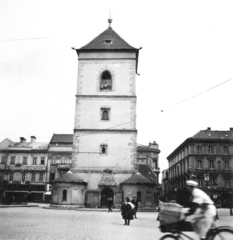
[159, 220, 233, 240]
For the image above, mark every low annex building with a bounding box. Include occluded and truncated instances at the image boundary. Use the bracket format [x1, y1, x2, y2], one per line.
[51, 170, 87, 208]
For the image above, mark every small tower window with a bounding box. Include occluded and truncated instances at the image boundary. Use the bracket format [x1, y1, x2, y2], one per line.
[100, 145, 108, 154]
[100, 71, 112, 90]
[101, 108, 110, 120]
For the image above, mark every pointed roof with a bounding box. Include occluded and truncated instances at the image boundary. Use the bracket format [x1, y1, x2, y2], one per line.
[78, 27, 136, 51]
[121, 172, 155, 185]
[74, 20, 140, 74]
[52, 171, 87, 184]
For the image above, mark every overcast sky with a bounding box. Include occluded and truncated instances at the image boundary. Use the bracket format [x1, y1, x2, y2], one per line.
[1, 0, 233, 175]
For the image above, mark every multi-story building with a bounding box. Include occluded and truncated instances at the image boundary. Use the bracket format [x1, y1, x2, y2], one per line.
[48, 134, 73, 182]
[167, 127, 233, 207]
[137, 141, 160, 183]
[0, 136, 49, 203]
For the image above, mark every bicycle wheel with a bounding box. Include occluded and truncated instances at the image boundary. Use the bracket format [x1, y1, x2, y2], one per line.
[160, 234, 178, 240]
[209, 227, 233, 240]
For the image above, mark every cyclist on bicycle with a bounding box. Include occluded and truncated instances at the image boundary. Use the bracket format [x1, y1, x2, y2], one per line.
[185, 180, 216, 240]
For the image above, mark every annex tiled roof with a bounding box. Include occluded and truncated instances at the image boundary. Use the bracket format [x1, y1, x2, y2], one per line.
[138, 164, 157, 182]
[50, 134, 73, 144]
[121, 172, 154, 185]
[78, 27, 136, 51]
[52, 171, 87, 184]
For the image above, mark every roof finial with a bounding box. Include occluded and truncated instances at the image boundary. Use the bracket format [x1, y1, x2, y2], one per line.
[107, 9, 113, 27]
[108, 18, 112, 27]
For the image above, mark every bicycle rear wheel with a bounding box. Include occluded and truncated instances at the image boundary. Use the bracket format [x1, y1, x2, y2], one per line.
[160, 234, 178, 240]
[209, 227, 233, 240]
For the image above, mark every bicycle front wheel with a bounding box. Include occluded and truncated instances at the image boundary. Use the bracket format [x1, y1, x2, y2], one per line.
[160, 234, 178, 240]
[209, 227, 233, 240]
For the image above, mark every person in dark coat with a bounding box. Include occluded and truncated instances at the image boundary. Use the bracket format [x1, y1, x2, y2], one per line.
[131, 196, 139, 219]
[108, 196, 113, 212]
[121, 197, 134, 226]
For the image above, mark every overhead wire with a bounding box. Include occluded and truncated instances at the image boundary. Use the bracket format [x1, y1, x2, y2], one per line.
[77, 116, 137, 138]
[161, 78, 233, 112]
[0, 34, 93, 42]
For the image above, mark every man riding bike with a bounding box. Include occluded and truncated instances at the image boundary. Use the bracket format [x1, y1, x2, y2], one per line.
[185, 180, 216, 240]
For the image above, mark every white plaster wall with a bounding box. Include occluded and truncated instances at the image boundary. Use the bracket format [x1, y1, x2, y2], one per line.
[77, 58, 136, 96]
[73, 132, 137, 170]
[74, 98, 136, 130]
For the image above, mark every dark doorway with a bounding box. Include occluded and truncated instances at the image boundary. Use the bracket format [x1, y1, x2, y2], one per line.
[101, 187, 113, 207]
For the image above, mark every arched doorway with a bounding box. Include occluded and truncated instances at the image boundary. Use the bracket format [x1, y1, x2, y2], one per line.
[100, 187, 113, 207]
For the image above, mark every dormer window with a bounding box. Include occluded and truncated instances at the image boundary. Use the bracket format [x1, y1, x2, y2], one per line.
[100, 70, 112, 90]
[103, 40, 113, 44]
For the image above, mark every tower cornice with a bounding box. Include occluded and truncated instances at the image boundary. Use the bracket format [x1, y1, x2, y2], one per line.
[76, 95, 136, 99]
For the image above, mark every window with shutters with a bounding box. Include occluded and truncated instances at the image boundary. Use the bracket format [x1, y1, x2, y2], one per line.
[23, 157, 27, 165]
[10, 156, 15, 165]
[33, 157, 37, 165]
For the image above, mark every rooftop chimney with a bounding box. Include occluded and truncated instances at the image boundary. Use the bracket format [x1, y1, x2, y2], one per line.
[149, 141, 158, 149]
[20, 137, 26, 143]
[31, 136, 36, 143]
[230, 128, 233, 131]
[207, 127, 211, 130]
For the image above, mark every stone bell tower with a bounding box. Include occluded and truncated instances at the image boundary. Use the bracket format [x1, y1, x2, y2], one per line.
[72, 19, 140, 207]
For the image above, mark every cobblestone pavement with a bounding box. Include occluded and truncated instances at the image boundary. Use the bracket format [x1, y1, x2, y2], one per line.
[0, 207, 233, 240]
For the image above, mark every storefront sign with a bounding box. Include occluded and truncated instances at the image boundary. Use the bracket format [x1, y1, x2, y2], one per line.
[7, 166, 46, 171]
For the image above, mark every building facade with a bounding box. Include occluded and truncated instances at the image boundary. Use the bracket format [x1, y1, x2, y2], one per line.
[166, 127, 233, 207]
[0, 136, 49, 203]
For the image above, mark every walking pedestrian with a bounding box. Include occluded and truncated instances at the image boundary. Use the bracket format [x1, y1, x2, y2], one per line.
[121, 197, 134, 225]
[131, 196, 139, 219]
[108, 196, 113, 212]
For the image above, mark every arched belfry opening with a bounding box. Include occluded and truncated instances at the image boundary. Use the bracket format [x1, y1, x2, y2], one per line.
[100, 70, 112, 90]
